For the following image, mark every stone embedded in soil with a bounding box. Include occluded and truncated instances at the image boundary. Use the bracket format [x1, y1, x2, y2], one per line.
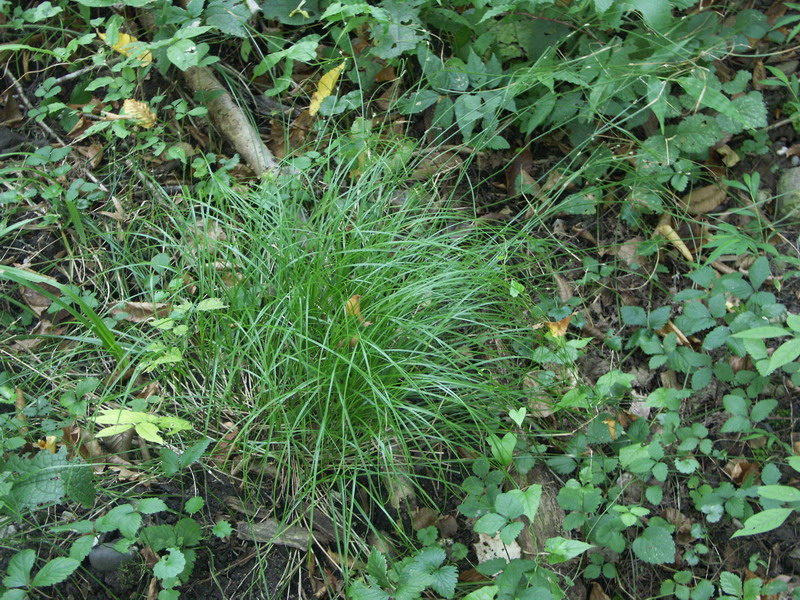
[88, 541, 138, 572]
[776, 166, 800, 220]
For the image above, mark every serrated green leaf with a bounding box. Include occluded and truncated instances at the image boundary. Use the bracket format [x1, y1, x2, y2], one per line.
[175, 518, 202, 547]
[673, 115, 722, 153]
[212, 520, 233, 538]
[723, 395, 748, 416]
[631, 524, 675, 564]
[678, 76, 733, 116]
[205, 0, 250, 37]
[720, 571, 742, 596]
[731, 508, 793, 538]
[184, 496, 204, 514]
[495, 493, 524, 520]
[429, 565, 457, 598]
[153, 548, 186, 580]
[195, 297, 227, 311]
[463, 585, 498, 600]
[3, 549, 35, 588]
[499, 521, 524, 544]
[137, 498, 168, 515]
[350, 581, 391, 600]
[31, 557, 79, 587]
[749, 257, 771, 290]
[366, 549, 391, 588]
[750, 399, 777, 422]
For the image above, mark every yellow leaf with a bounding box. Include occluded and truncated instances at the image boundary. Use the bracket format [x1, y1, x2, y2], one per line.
[122, 99, 157, 128]
[309, 62, 345, 116]
[37, 436, 57, 453]
[545, 313, 573, 337]
[99, 32, 153, 65]
[345, 294, 362, 318]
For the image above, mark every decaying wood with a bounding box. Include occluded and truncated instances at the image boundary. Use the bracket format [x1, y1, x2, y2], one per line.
[182, 66, 278, 175]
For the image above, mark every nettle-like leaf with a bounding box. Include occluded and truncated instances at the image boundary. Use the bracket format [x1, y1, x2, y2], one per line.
[205, 0, 250, 37]
[672, 115, 722, 154]
[631, 524, 675, 564]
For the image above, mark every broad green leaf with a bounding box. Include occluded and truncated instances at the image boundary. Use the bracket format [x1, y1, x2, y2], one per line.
[631, 524, 675, 564]
[137, 498, 168, 515]
[366, 549, 390, 588]
[153, 548, 186, 580]
[205, 0, 250, 37]
[731, 508, 792, 538]
[730, 326, 788, 339]
[767, 338, 800, 374]
[626, 0, 673, 31]
[758, 485, 800, 503]
[495, 493, 524, 520]
[748, 256, 771, 290]
[195, 298, 227, 311]
[212, 520, 233, 538]
[167, 39, 201, 71]
[499, 521, 524, 544]
[463, 586, 498, 600]
[544, 537, 594, 564]
[135, 422, 165, 444]
[474, 513, 508, 534]
[507, 485, 542, 522]
[678, 77, 734, 117]
[454, 94, 482, 141]
[3, 549, 35, 588]
[184, 496, 204, 514]
[720, 572, 742, 596]
[788, 456, 800, 473]
[429, 565, 457, 598]
[31, 558, 80, 587]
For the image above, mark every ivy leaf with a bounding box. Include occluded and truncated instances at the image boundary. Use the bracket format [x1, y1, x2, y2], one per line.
[731, 508, 792, 538]
[631, 524, 675, 564]
[31, 557, 80, 587]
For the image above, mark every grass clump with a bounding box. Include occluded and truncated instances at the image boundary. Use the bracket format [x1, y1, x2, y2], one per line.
[112, 161, 544, 516]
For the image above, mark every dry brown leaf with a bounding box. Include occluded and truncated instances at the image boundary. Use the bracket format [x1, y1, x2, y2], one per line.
[1, 93, 23, 126]
[18, 276, 59, 316]
[752, 59, 767, 90]
[412, 507, 438, 531]
[716, 144, 740, 167]
[654, 223, 694, 261]
[375, 66, 397, 82]
[681, 184, 727, 215]
[545, 313, 573, 337]
[554, 274, 573, 303]
[656, 320, 691, 346]
[111, 302, 170, 323]
[589, 582, 611, 600]
[604, 419, 617, 440]
[410, 150, 463, 180]
[74, 143, 104, 169]
[524, 372, 555, 417]
[12, 320, 65, 351]
[121, 99, 157, 128]
[309, 62, 345, 116]
[724, 458, 760, 486]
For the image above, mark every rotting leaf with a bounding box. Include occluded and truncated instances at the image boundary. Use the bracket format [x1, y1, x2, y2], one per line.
[724, 458, 760, 486]
[545, 313, 573, 337]
[309, 62, 345, 117]
[654, 219, 694, 261]
[589, 582, 611, 600]
[681, 184, 727, 215]
[716, 144, 740, 167]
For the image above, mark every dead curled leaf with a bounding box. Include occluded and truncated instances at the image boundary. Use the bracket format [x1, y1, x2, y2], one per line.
[681, 184, 728, 215]
[111, 302, 170, 323]
[309, 62, 345, 117]
[724, 458, 760, 486]
[121, 99, 157, 128]
[654, 221, 694, 261]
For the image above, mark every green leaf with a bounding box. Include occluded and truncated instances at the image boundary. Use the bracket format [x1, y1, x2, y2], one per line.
[678, 77, 734, 117]
[758, 485, 800, 503]
[788, 456, 800, 473]
[160, 448, 181, 476]
[495, 493, 524, 519]
[153, 548, 186, 580]
[474, 513, 508, 535]
[429, 565, 457, 598]
[350, 581, 391, 600]
[767, 339, 800, 374]
[731, 325, 786, 340]
[195, 297, 227, 311]
[454, 94, 482, 141]
[135, 422, 164, 444]
[731, 508, 793, 538]
[366, 549, 391, 589]
[544, 537, 594, 564]
[499, 521, 524, 544]
[3, 549, 35, 588]
[487, 433, 516, 466]
[625, 0, 673, 31]
[167, 39, 201, 71]
[184, 497, 204, 515]
[260, 0, 319, 24]
[396, 90, 441, 115]
[621, 306, 646, 326]
[205, 0, 250, 37]
[673, 115, 722, 153]
[723, 394, 748, 416]
[463, 585, 498, 600]
[174, 518, 202, 547]
[1, 588, 28, 600]
[137, 498, 168, 515]
[750, 399, 777, 423]
[31, 558, 80, 587]
[506, 485, 542, 522]
[631, 524, 675, 564]
[718, 92, 768, 131]
[720, 572, 742, 596]
[748, 257, 771, 290]
[212, 520, 233, 538]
